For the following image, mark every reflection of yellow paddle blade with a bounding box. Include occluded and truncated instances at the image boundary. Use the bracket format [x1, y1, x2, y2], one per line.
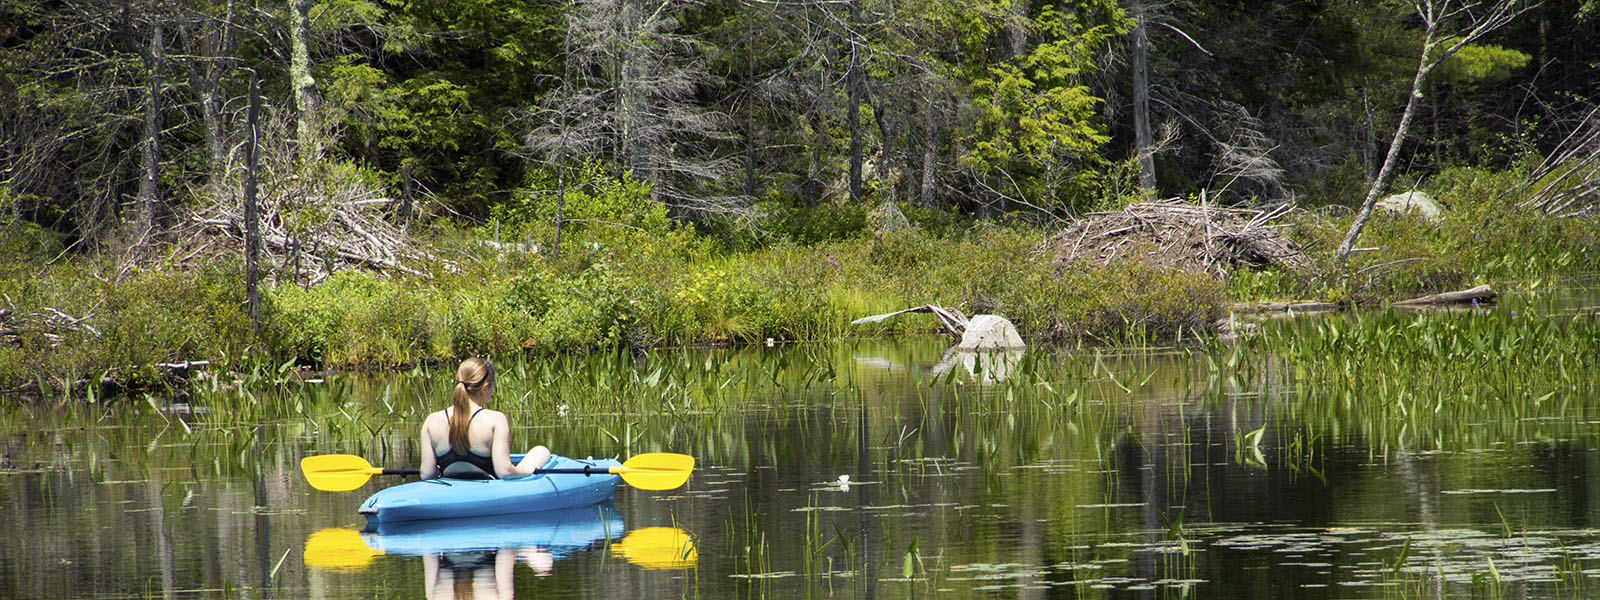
[617, 453, 695, 491]
[304, 528, 381, 572]
[613, 527, 697, 569]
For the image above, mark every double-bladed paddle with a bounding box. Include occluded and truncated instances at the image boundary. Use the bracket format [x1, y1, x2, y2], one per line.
[300, 453, 694, 492]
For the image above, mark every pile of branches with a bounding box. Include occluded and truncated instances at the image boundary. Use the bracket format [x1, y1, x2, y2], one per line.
[1042, 200, 1308, 278]
[0, 305, 99, 349]
[177, 110, 445, 283]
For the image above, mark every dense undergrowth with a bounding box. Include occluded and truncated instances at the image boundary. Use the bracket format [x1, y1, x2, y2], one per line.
[2, 162, 1598, 395]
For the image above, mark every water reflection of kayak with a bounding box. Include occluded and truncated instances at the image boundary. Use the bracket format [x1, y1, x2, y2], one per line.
[307, 503, 697, 573]
[362, 503, 624, 557]
[358, 454, 622, 529]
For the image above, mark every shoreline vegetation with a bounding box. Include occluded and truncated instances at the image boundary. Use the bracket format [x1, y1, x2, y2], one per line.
[3, 162, 1599, 398]
[5, 2, 1600, 399]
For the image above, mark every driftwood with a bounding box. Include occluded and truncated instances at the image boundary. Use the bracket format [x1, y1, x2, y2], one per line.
[851, 304, 968, 337]
[1231, 301, 1342, 314]
[1042, 199, 1308, 279]
[1392, 284, 1498, 307]
[851, 305, 1024, 350]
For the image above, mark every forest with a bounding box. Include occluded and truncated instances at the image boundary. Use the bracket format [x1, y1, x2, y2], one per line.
[3, 0, 1600, 391]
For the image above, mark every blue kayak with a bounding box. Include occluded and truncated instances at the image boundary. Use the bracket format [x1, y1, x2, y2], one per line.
[358, 454, 621, 529]
[362, 503, 624, 555]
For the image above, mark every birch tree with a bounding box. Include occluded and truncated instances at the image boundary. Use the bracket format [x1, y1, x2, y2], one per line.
[1334, 0, 1533, 264]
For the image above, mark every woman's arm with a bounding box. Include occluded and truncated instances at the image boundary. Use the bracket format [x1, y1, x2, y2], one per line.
[490, 412, 542, 478]
[419, 414, 439, 480]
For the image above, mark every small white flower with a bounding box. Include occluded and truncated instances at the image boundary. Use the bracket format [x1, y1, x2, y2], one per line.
[836, 474, 850, 491]
[557, 404, 569, 416]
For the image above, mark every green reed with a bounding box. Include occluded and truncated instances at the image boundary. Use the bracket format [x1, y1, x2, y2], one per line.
[1223, 306, 1600, 456]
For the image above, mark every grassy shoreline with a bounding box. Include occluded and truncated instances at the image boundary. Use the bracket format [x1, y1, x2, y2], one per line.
[3, 168, 1599, 397]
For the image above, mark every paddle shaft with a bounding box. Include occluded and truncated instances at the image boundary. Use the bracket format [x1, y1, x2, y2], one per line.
[385, 466, 621, 477]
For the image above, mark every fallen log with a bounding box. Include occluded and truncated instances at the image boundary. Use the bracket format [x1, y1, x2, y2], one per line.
[1392, 284, 1498, 307]
[1231, 301, 1342, 314]
[850, 304, 968, 337]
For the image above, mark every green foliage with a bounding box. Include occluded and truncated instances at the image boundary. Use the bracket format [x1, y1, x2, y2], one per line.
[495, 165, 667, 233]
[1435, 43, 1531, 84]
[962, 17, 1114, 208]
[269, 271, 392, 366]
[0, 250, 264, 390]
[506, 263, 642, 351]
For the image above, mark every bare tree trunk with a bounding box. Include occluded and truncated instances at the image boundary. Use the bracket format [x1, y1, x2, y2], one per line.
[618, 0, 656, 203]
[1336, 51, 1430, 263]
[744, 7, 757, 198]
[137, 19, 165, 237]
[807, 110, 825, 207]
[553, 162, 566, 260]
[847, 0, 864, 202]
[1002, 0, 1029, 60]
[920, 89, 938, 209]
[244, 74, 261, 331]
[1131, 0, 1156, 197]
[177, 0, 235, 178]
[1361, 83, 1376, 182]
[289, 0, 318, 161]
[397, 162, 414, 225]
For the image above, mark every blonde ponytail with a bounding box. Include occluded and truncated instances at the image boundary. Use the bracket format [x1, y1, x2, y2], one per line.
[447, 357, 495, 451]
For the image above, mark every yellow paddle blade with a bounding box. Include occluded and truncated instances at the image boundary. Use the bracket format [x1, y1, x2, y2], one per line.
[304, 528, 381, 572]
[616, 453, 695, 491]
[612, 527, 698, 569]
[301, 454, 383, 492]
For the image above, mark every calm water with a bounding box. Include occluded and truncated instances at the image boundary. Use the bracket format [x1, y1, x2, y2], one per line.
[3, 281, 1599, 599]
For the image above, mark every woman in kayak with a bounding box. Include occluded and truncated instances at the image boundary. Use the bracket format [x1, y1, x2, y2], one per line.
[420, 357, 551, 479]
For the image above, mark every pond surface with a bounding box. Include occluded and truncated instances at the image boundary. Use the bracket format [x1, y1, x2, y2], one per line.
[3, 280, 1599, 599]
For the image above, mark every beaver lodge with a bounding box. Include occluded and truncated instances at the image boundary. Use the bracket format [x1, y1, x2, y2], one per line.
[1042, 200, 1309, 278]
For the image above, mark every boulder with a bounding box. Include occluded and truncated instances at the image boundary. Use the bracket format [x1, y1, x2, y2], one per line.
[956, 314, 1025, 350]
[1377, 192, 1443, 222]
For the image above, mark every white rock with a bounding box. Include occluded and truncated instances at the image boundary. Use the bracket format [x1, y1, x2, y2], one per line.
[1377, 191, 1443, 222]
[956, 314, 1025, 350]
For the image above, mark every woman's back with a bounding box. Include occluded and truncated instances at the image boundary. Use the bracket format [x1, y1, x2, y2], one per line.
[420, 357, 549, 480]
[424, 406, 503, 457]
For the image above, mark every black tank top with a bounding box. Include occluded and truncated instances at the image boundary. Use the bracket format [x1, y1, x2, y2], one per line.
[436, 407, 496, 478]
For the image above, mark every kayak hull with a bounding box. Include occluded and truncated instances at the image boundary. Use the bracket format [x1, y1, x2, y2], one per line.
[359, 454, 621, 529]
